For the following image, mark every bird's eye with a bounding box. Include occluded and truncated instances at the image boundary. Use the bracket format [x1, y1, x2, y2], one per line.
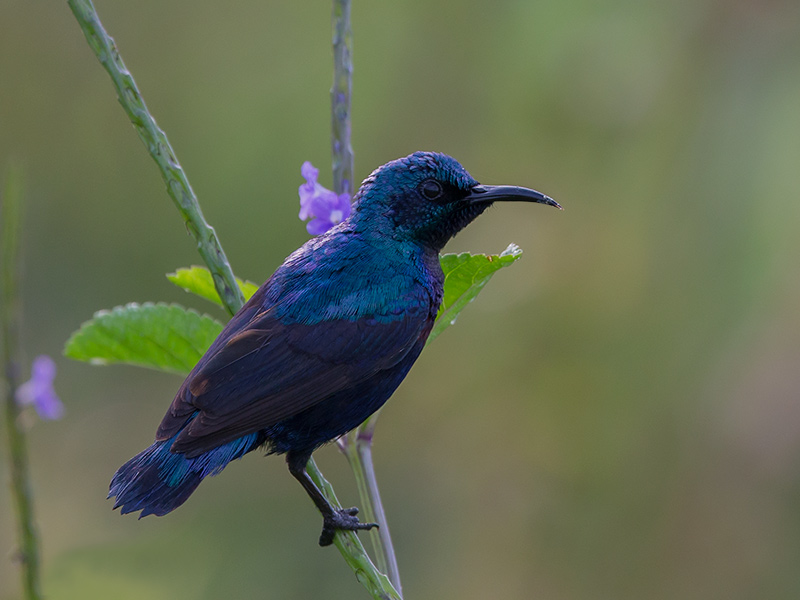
[420, 179, 444, 200]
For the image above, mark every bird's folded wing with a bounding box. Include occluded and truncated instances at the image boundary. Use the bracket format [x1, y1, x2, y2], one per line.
[157, 306, 428, 455]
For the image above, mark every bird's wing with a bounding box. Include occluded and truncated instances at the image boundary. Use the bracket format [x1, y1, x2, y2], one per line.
[156, 301, 431, 455]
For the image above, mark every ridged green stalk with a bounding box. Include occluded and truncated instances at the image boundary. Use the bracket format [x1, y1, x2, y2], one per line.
[340, 413, 403, 596]
[67, 0, 245, 316]
[307, 459, 402, 600]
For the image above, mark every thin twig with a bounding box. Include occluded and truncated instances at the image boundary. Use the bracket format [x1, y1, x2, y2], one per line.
[341, 412, 403, 596]
[67, 0, 245, 316]
[355, 416, 403, 594]
[331, 0, 354, 197]
[307, 459, 402, 600]
[1, 165, 43, 600]
[331, 1, 403, 593]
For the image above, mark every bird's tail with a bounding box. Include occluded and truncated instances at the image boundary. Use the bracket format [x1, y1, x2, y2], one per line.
[109, 429, 263, 518]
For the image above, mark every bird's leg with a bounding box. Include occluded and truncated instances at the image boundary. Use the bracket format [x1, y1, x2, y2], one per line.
[286, 450, 378, 547]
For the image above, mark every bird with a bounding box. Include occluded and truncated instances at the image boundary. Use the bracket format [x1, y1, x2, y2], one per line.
[109, 151, 560, 546]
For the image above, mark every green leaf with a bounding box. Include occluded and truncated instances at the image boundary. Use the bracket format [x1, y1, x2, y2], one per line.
[64, 302, 223, 374]
[166, 266, 259, 307]
[428, 244, 523, 344]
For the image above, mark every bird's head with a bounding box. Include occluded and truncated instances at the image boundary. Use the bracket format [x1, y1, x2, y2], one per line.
[350, 152, 560, 251]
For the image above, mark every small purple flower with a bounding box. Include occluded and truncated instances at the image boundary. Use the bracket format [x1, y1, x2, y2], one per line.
[298, 161, 351, 235]
[15, 355, 63, 420]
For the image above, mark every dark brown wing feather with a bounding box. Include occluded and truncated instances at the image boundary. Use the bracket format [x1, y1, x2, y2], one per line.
[156, 300, 429, 455]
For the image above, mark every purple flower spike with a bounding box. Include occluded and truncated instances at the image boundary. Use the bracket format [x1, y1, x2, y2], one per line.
[298, 161, 351, 235]
[16, 355, 64, 420]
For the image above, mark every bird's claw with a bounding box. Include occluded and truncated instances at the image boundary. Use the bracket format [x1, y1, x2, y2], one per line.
[318, 507, 378, 547]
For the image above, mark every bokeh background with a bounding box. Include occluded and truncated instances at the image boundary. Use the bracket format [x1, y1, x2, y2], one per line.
[3, 0, 800, 598]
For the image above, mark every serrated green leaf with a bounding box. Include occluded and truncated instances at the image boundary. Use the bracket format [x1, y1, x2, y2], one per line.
[64, 302, 224, 374]
[166, 266, 259, 307]
[428, 244, 523, 344]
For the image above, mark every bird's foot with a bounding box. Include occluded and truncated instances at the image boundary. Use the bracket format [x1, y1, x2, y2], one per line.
[319, 507, 378, 547]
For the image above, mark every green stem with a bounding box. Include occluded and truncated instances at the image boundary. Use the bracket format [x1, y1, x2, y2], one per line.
[331, 2, 402, 592]
[331, 0, 354, 197]
[307, 459, 402, 600]
[1, 165, 43, 600]
[67, 0, 245, 316]
[356, 417, 403, 594]
[341, 412, 403, 596]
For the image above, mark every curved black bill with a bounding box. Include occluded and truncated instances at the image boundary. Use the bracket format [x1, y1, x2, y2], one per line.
[466, 184, 562, 210]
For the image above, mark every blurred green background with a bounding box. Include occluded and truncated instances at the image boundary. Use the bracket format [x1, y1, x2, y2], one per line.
[3, 0, 800, 598]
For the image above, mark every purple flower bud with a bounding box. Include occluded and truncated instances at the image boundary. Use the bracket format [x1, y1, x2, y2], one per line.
[298, 161, 351, 235]
[15, 355, 64, 420]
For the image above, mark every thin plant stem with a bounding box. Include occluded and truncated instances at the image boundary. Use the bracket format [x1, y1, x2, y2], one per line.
[330, 1, 403, 593]
[331, 0, 354, 197]
[307, 458, 402, 600]
[68, 2, 395, 596]
[341, 412, 403, 596]
[1, 165, 43, 600]
[67, 0, 245, 316]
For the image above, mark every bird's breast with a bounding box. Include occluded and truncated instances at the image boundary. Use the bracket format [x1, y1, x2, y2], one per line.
[268, 237, 439, 326]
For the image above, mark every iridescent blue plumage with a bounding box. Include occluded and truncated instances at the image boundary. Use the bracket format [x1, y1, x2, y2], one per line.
[110, 425, 264, 517]
[109, 152, 559, 545]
